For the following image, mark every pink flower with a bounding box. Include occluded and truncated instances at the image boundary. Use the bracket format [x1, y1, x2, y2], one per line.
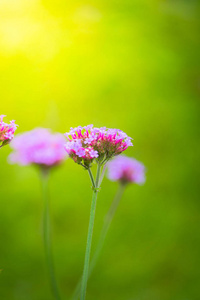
[64, 125, 133, 168]
[9, 128, 67, 168]
[107, 155, 146, 184]
[0, 115, 18, 147]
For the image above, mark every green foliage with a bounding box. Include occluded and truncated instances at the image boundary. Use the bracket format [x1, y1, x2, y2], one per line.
[0, 0, 199, 299]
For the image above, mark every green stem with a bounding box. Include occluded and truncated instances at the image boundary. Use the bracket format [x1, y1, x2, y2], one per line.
[88, 168, 95, 188]
[71, 182, 126, 300]
[89, 183, 126, 273]
[95, 163, 101, 188]
[41, 170, 61, 300]
[99, 164, 107, 187]
[80, 164, 101, 300]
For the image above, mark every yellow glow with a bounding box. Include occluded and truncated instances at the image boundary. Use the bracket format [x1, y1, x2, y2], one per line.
[0, 0, 73, 61]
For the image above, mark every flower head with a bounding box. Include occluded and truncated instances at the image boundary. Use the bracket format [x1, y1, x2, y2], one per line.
[107, 155, 146, 184]
[64, 125, 133, 168]
[9, 128, 66, 168]
[0, 115, 18, 147]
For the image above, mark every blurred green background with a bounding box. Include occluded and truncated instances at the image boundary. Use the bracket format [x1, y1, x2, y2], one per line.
[0, 0, 200, 299]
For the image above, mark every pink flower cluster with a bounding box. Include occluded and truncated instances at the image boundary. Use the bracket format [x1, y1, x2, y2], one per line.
[107, 155, 146, 184]
[64, 125, 133, 167]
[0, 115, 18, 147]
[9, 128, 66, 168]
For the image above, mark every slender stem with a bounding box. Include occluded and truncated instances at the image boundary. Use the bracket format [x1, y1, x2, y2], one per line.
[70, 183, 126, 300]
[80, 164, 101, 300]
[89, 183, 126, 273]
[88, 168, 95, 188]
[80, 189, 98, 300]
[95, 163, 101, 188]
[41, 170, 61, 300]
[99, 164, 107, 187]
[100, 157, 108, 166]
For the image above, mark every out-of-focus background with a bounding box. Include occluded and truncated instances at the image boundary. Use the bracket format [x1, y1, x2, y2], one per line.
[0, 0, 200, 299]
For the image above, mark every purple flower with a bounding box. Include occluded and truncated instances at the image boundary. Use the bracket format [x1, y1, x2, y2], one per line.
[107, 155, 146, 184]
[89, 149, 98, 158]
[9, 128, 66, 168]
[0, 115, 18, 147]
[64, 125, 133, 168]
